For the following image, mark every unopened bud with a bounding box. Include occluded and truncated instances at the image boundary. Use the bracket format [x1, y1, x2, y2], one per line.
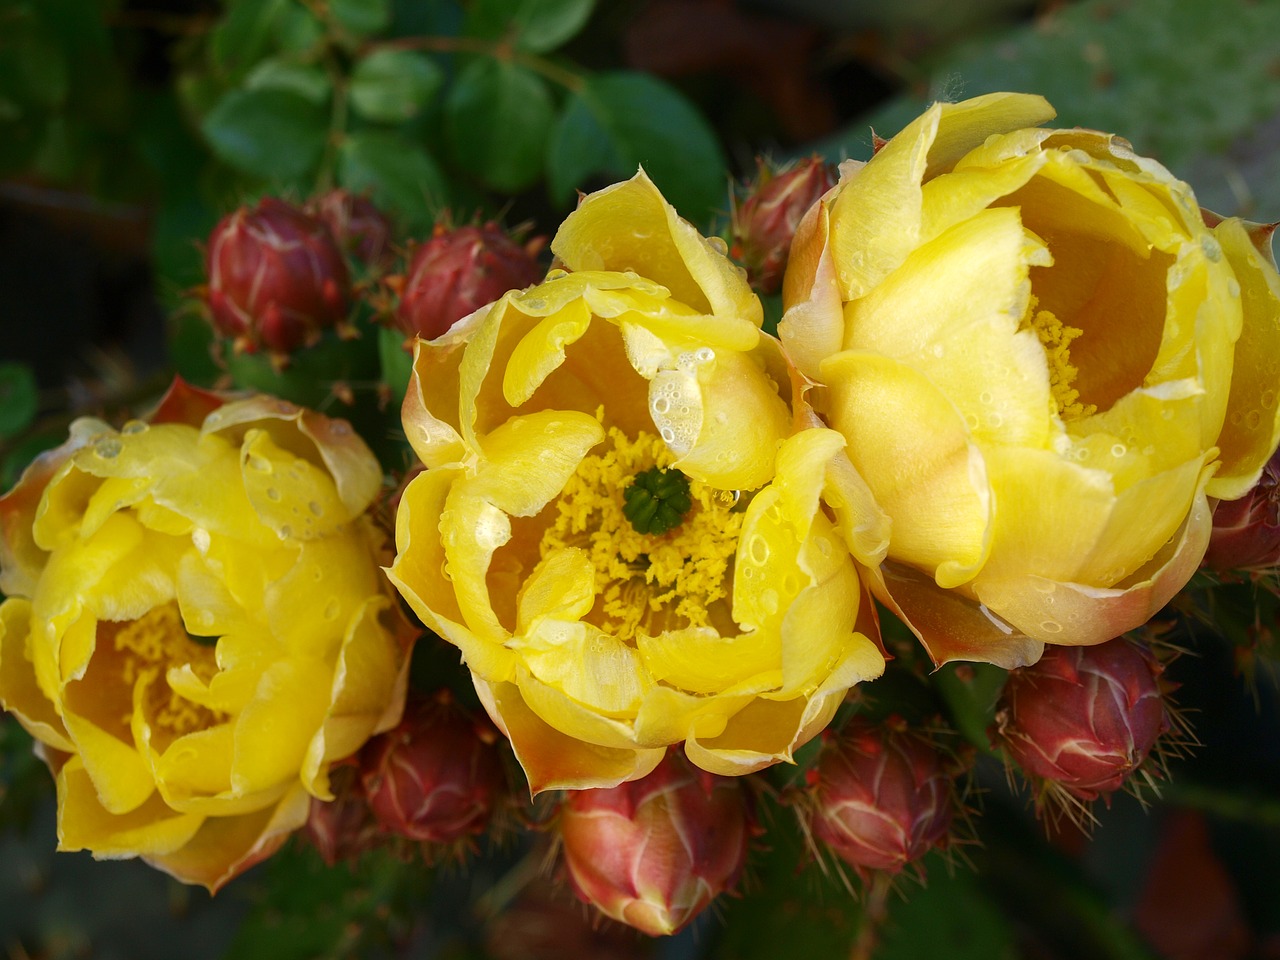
[205, 197, 351, 360]
[1203, 448, 1280, 573]
[994, 638, 1169, 802]
[808, 719, 956, 876]
[304, 761, 379, 866]
[731, 155, 835, 294]
[359, 693, 506, 844]
[394, 221, 543, 342]
[559, 752, 750, 936]
[308, 189, 395, 270]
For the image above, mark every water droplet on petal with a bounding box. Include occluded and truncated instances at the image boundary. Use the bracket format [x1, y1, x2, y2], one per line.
[94, 437, 122, 459]
[121, 419, 148, 435]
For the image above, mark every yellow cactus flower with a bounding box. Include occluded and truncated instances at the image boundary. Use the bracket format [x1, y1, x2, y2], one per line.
[0, 381, 414, 892]
[388, 170, 885, 792]
[781, 92, 1280, 667]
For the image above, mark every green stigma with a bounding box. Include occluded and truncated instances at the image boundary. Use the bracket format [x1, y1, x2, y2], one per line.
[623, 466, 693, 536]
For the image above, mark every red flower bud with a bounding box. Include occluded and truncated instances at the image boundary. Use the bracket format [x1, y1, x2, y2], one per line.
[559, 752, 750, 936]
[205, 197, 351, 358]
[994, 638, 1169, 802]
[359, 694, 506, 844]
[304, 761, 379, 866]
[808, 720, 956, 876]
[394, 221, 543, 342]
[308, 189, 395, 269]
[731, 155, 835, 295]
[1203, 449, 1280, 573]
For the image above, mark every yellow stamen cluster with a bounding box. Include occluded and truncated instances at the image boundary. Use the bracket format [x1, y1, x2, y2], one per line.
[1021, 294, 1096, 420]
[108, 602, 226, 736]
[538, 423, 744, 643]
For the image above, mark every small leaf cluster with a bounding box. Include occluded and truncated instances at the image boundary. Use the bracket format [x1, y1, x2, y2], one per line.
[190, 0, 727, 231]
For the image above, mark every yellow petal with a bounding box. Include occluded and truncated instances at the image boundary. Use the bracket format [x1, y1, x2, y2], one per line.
[822, 350, 992, 587]
[1209, 216, 1280, 498]
[231, 657, 331, 796]
[238, 428, 354, 538]
[56, 755, 204, 858]
[478, 677, 663, 793]
[973, 480, 1213, 646]
[520, 622, 651, 717]
[516, 547, 596, 630]
[0, 598, 74, 751]
[636, 627, 780, 696]
[842, 206, 1053, 449]
[144, 785, 310, 893]
[502, 298, 593, 407]
[552, 168, 761, 328]
[471, 410, 604, 518]
[779, 193, 846, 381]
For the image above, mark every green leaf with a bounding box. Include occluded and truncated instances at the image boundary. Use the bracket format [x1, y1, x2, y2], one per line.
[201, 87, 328, 182]
[349, 49, 442, 123]
[378, 326, 414, 403]
[0, 364, 38, 439]
[338, 130, 446, 231]
[244, 59, 331, 105]
[547, 71, 727, 223]
[875, 858, 1019, 960]
[931, 661, 1008, 755]
[445, 58, 553, 193]
[210, 0, 289, 79]
[467, 0, 596, 52]
[329, 0, 391, 38]
[274, 5, 326, 53]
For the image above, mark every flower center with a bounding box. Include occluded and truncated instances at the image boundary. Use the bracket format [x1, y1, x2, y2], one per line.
[1021, 294, 1096, 421]
[538, 423, 744, 643]
[104, 602, 227, 739]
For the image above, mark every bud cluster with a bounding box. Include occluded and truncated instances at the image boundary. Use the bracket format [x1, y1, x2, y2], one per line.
[730, 155, 835, 294]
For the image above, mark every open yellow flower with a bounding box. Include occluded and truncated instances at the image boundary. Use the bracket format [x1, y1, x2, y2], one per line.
[388, 170, 885, 792]
[781, 92, 1280, 667]
[0, 381, 413, 891]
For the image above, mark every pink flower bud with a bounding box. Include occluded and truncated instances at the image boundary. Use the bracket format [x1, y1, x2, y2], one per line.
[394, 221, 543, 341]
[731, 155, 835, 294]
[205, 197, 352, 358]
[1203, 449, 1280, 573]
[308, 189, 395, 269]
[994, 638, 1169, 802]
[559, 752, 750, 936]
[808, 719, 956, 876]
[359, 693, 506, 844]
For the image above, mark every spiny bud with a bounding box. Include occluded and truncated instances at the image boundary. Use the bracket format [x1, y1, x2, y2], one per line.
[393, 220, 543, 343]
[807, 719, 957, 878]
[731, 155, 835, 295]
[308, 189, 395, 271]
[205, 197, 351, 362]
[1203, 448, 1280, 574]
[993, 638, 1169, 804]
[304, 761, 379, 866]
[558, 751, 750, 936]
[359, 692, 506, 845]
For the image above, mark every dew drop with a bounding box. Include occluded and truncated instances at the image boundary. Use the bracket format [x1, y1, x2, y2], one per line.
[323, 599, 341, 621]
[747, 535, 770, 566]
[308, 500, 323, 517]
[330, 421, 351, 436]
[931, 344, 945, 358]
[1228, 278, 1241, 298]
[1201, 235, 1222, 262]
[1111, 443, 1127, 458]
[1262, 390, 1276, 410]
[265, 487, 281, 502]
[546, 268, 569, 282]
[192, 528, 211, 553]
[987, 412, 1004, 428]
[965, 413, 980, 430]
[1247, 409, 1263, 430]
[524, 297, 547, 311]
[121, 419, 148, 435]
[782, 574, 800, 596]
[279, 524, 293, 539]
[695, 347, 715, 364]
[94, 437, 122, 459]
[760, 589, 779, 614]
[1040, 620, 1063, 634]
[653, 397, 670, 415]
[660, 426, 676, 443]
[815, 535, 832, 557]
[246, 454, 273, 473]
[707, 236, 729, 256]
[979, 391, 993, 405]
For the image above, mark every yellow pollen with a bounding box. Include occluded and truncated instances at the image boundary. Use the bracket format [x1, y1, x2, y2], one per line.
[109, 602, 226, 736]
[538, 420, 744, 643]
[1021, 294, 1096, 420]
